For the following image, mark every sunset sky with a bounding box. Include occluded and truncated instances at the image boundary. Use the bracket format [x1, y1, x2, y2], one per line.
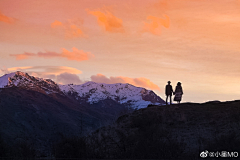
[1, 0, 240, 103]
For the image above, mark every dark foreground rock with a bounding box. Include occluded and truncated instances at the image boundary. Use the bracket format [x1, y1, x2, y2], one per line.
[82, 100, 240, 159]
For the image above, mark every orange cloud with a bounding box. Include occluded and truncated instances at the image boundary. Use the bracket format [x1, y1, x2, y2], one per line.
[0, 11, 15, 24]
[87, 8, 124, 33]
[10, 47, 94, 61]
[142, 14, 170, 35]
[91, 74, 160, 90]
[61, 47, 93, 61]
[51, 20, 85, 38]
[51, 20, 63, 28]
[12, 52, 35, 60]
[65, 25, 84, 38]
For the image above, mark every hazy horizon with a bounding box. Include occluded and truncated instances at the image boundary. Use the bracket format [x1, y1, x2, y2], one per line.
[1, 0, 240, 103]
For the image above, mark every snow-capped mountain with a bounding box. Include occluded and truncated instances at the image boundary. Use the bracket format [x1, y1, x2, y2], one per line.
[0, 71, 165, 108]
[0, 71, 60, 94]
[60, 82, 165, 109]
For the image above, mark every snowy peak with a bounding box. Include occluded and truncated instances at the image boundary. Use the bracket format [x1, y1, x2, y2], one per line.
[0, 71, 60, 94]
[59, 82, 165, 109]
[0, 72, 16, 88]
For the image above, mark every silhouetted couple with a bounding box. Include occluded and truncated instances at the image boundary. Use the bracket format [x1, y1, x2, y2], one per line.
[165, 81, 183, 105]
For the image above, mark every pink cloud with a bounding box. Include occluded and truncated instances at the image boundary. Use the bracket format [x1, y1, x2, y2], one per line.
[31, 72, 82, 85]
[7, 66, 82, 75]
[10, 47, 94, 61]
[91, 74, 160, 90]
[5, 66, 83, 85]
[56, 72, 82, 85]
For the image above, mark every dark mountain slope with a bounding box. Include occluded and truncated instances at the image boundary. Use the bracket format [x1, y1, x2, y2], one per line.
[0, 87, 128, 155]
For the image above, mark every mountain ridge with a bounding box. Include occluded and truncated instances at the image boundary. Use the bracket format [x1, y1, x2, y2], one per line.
[0, 71, 165, 109]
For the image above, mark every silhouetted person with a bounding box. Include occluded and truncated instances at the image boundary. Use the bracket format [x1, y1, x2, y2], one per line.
[174, 82, 183, 104]
[165, 81, 173, 105]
